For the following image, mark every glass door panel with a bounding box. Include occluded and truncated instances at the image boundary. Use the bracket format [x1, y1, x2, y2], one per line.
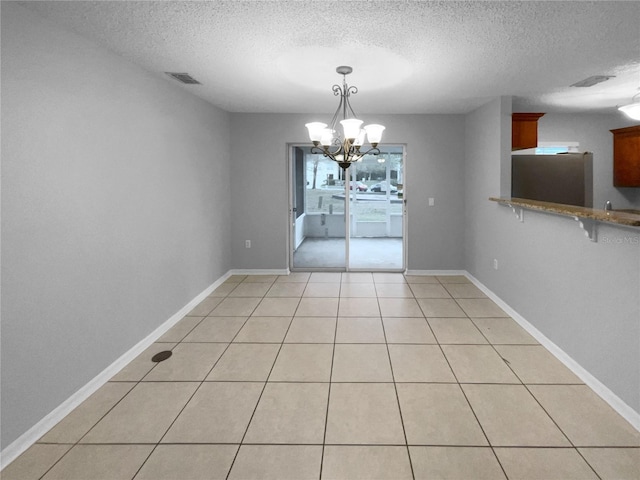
[348, 149, 404, 270]
[292, 147, 347, 269]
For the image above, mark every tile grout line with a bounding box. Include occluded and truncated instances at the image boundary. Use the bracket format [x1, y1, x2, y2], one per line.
[127, 314, 215, 479]
[485, 340, 604, 480]
[29, 276, 240, 479]
[318, 277, 340, 480]
[445, 284, 607, 478]
[33, 313, 216, 479]
[131, 279, 259, 480]
[136, 277, 259, 477]
[224, 277, 302, 480]
[100, 380, 596, 385]
[21, 439, 633, 445]
[378, 286, 416, 480]
[29, 441, 640, 448]
[88, 380, 592, 386]
[428, 278, 510, 480]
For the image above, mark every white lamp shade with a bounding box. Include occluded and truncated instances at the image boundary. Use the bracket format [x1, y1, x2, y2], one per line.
[320, 128, 335, 147]
[340, 118, 364, 139]
[364, 124, 385, 144]
[305, 122, 328, 142]
[354, 129, 366, 147]
[618, 103, 640, 121]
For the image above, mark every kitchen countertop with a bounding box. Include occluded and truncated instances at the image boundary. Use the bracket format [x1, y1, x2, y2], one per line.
[489, 197, 640, 227]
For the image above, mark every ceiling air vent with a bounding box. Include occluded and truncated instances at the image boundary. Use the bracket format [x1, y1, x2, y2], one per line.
[570, 75, 614, 88]
[165, 72, 201, 85]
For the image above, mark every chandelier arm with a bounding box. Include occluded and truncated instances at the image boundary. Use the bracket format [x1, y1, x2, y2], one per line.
[329, 84, 344, 131]
[344, 85, 359, 119]
[341, 145, 383, 170]
[309, 146, 325, 155]
[354, 146, 381, 157]
[309, 146, 339, 164]
[310, 143, 343, 158]
[342, 146, 380, 164]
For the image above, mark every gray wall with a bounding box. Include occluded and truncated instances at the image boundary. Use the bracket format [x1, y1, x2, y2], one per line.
[230, 113, 466, 271]
[537, 113, 640, 209]
[1, 3, 232, 449]
[465, 98, 640, 412]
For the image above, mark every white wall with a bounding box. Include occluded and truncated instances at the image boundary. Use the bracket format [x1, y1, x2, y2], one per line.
[537, 113, 640, 209]
[1, 3, 232, 449]
[230, 113, 466, 271]
[465, 98, 640, 414]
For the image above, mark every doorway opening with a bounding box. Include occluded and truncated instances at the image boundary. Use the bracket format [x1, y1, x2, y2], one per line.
[289, 145, 406, 271]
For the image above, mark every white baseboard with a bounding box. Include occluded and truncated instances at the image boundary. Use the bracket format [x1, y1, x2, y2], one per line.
[229, 268, 290, 276]
[405, 269, 467, 276]
[0, 271, 231, 470]
[464, 271, 640, 432]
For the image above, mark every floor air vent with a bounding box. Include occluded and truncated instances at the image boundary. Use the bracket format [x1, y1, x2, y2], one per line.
[165, 72, 201, 85]
[151, 350, 172, 362]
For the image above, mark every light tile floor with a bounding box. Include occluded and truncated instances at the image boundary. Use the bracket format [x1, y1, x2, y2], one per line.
[4, 273, 639, 480]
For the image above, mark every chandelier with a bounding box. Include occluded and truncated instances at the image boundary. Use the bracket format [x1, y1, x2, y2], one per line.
[305, 66, 385, 170]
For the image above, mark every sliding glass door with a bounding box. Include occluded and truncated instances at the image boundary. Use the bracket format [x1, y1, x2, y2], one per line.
[290, 145, 405, 271]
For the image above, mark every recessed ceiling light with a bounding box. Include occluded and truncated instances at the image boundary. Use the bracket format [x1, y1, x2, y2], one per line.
[570, 75, 615, 88]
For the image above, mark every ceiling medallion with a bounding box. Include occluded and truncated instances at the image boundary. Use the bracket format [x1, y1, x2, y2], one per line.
[305, 66, 385, 170]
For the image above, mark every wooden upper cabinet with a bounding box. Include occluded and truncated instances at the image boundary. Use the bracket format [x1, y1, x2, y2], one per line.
[512, 113, 545, 151]
[610, 125, 640, 187]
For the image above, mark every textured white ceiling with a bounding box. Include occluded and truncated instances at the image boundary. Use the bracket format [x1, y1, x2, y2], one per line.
[18, 1, 640, 115]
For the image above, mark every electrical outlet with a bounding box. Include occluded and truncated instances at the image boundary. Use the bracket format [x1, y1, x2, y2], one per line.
[493, 259, 498, 270]
[245, 240, 251, 248]
[428, 197, 435, 207]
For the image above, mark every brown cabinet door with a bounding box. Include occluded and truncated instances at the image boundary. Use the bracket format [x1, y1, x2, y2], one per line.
[611, 125, 640, 187]
[512, 113, 545, 151]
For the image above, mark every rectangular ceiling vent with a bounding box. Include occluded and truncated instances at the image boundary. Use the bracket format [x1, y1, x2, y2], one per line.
[570, 75, 615, 88]
[165, 72, 201, 85]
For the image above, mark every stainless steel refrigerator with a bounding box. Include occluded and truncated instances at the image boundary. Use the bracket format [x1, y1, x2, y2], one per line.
[511, 152, 593, 207]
